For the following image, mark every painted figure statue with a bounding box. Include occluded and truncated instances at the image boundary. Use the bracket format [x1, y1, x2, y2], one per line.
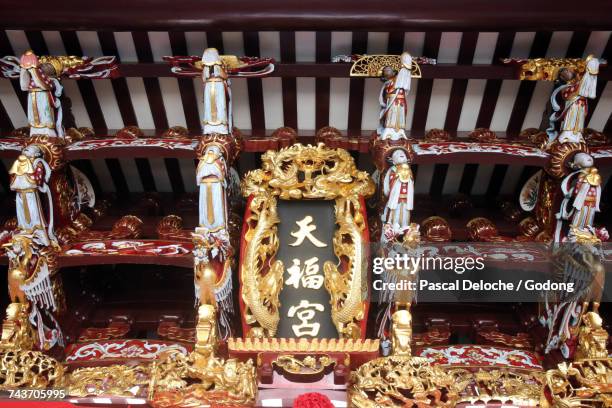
[202, 48, 232, 135]
[197, 145, 228, 232]
[555, 152, 601, 242]
[549, 56, 600, 144]
[4, 233, 63, 350]
[378, 52, 412, 140]
[1, 51, 118, 139]
[9, 145, 56, 245]
[381, 149, 414, 239]
[19, 51, 65, 138]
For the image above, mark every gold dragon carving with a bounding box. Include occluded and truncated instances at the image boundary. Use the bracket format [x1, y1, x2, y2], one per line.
[241, 143, 374, 338]
[150, 305, 257, 407]
[504, 57, 592, 81]
[542, 306, 611, 408]
[349, 356, 462, 407]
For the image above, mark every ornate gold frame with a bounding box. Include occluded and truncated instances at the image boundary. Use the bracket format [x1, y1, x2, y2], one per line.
[349, 54, 422, 78]
[240, 143, 374, 338]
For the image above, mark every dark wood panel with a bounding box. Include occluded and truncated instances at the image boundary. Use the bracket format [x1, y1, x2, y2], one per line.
[411, 32, 442, 134]
[315, 31, 331, 130]
[169, 32, 201, 132]
[279, 31, 297, 129]
[347, 32, 368, 136]
[117, 61, 595, 79]
[243, 31, 266, 133]
[2, 1, 611, 31]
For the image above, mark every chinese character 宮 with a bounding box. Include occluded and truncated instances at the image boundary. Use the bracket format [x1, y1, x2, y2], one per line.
[287, 300, 325, 337]
[289, 216, 327, 248]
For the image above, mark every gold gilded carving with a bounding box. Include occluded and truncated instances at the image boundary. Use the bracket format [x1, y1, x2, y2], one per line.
[273, 354, 335, 375]
[228, 337, 380, 353]
[350, 54, 422, 78]
[506, 57, 589, 81]
[324, 196, 369, 339]
[0, 303, 35, 350]
[242, 143, 374, 200]
[240, 194, 284, 337]
[150, 305, 257, 407]
[576, 310, 609, 361]
[543, 360, 612, 408]
[67, 364, 150, 397]
[391, 309, 412, 356]
[241, 144, 374, 337]
[151, 350, 257, 407]
[24, 135, 66, 170]
[547, 142, 589, 178]
[0, 348, 64, 389]
[349, 356, 461, 407]
[453, 368, 544, 406]
[194, 304, 218, 359]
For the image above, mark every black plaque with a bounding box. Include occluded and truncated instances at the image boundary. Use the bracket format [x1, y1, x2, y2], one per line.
[276, 200, 338, 338]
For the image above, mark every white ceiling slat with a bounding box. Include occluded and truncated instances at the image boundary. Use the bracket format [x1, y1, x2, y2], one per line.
[159, 77, 187, 128]
[405, 81, 419, 131]
[487, 32, 536, 133]
[404, 32, 426, 56]
[41, 31, 66, 55]
[0, 79, 27, 128]
[442, 163, 465, 194]
[296, 77, 315, 130]
[510, 32, 537, 59]
[470, 164, 495, 195]
[5, 30, 29, 54]
[148, 157, 171, 192]
[178, 158, 197, 193]
[489, 81, 521, 132]
[425, 79, 453, 130]
[424, 33, 461, 132]
[588, 82, 612, 130]
[117, 158, 144, 192]
[500, 165, 525, 195]
[329, 78, 350, 130]
[222, 32, 245, 56]
[262, 77, 284, 130]
[457, 79, 487, 131]
[414, 164, 435, 194]
[330, 32, 352, 57]
[148, 32, 173, 62]
[473, 32, 499, 64]
[80, 32, 119, 129]
[522, 81, 553, 130]
[258, 32, 281, 61]
[89, 159, 116, 193]
[583, 31, 611, 58]
[366, 32, 389, 54]
[92, 80, 124, 129]
[231, 78, 252, 130]
[185, 32, 208, 56]
[295, 32, 316, 62]
[125, 77, 155, 129]
[437, 32, 462, 63]
[62, 80, 93, 128]
[76, 31, 103, 56]
[546, 31, 572, 58]
[113, 32, 138, 62]
[193, 78, 204, 120]
[360, 78, 381, 132]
